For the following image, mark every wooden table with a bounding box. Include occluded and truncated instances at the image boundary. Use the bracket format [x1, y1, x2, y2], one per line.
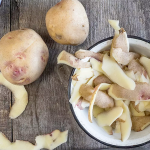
[0, 0, 150, 149]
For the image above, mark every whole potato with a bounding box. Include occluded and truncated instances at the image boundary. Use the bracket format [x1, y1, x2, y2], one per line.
[46, 0, 89, 45]
[0, 29, 49, 85]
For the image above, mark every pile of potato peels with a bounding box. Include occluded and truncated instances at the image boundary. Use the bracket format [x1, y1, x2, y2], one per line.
[57, 20, 150, 142]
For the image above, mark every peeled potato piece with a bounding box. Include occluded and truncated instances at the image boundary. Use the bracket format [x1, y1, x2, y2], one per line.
[88, 84, 103, 122]
[102, 54, 135, 90]
[128, 59, 148, 78]
[57, 50, 90, 68]
[103, 126, 113, 135]
[129, 103, 145, 116]
[132, 116, 150, 132]
[87, 70, 102, 87]
[115, 100, 127, 122]
[0, 132, 11, 149]
[93, 75, 113, 87]
[0, 130, 68, 150]
[0, 73, 28, 119]
[71, 68, 94, 81]
[75, 49, 104, 61]
[140, 56, 150, 79]
[96, 107, 123, 127]
[108, 83, 150, 101]
[79, 84, 114, 108]
[124, 70, 136, 81]
[93, 105, 104, 118]
[115, 121, 121, 133]
[112, 48, 140, 65]
[108, 20, 120, 31]
[0, 133, 34, 150]
[131, 101, 150, 112]
[120, 102, 132, 142]
[35, 130, 68, 150]
[90, 58, 103, 73]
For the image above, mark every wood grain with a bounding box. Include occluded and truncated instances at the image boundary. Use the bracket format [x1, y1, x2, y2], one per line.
[0, 0, 150, 149]
[0, 0, 12, 141]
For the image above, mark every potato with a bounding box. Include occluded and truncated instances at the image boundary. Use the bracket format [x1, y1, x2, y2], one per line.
[46, 0, 89, 45]
[0, 29, 49, 85]
[132, 116, 150, 132]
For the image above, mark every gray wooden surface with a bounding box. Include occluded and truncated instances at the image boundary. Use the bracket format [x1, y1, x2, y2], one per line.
[0, 0, 150, 149]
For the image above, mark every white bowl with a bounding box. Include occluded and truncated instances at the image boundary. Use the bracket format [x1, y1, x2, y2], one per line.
[68, 36, 150, 148]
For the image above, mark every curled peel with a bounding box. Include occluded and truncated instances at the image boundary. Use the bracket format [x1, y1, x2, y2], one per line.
[88, 83, 111, 123]
[75, 49, 104, 61]
[0, 73, 28, 119]
[57, 50, 90, 68]
[88, 84, 102, 123]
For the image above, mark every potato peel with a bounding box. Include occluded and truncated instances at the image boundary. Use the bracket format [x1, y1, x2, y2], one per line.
[0, 73, 28, 119]
[102, 54, 135, 90]
[88, 84, 102, 123]
[57, 50, 90, 68]
[75, 49, 104, 61]
[96, 107, 123, 127]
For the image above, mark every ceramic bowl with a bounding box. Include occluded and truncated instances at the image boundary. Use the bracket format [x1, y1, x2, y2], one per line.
[68, 36, 150, 148]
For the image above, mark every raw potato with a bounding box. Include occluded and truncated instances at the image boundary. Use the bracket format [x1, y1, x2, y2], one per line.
[79, 84, 114, 108]
[140, 56, 150, 78]
[124, 70, 136, 81]
[0, 29, 49, 85]
[0, 73, 28, 119]
[71, 68, 94, 81]
[93, 105, 104, 118]
[111, 48, 140, 65]
[88, 84, 104, 122]
[119, 101, 132, 142]
[102, 54, 135, 90]
[0, 130, 68, 150]
[115, 121, 121, 133]
[93, 75, 113, 87]
[108, 83, 150, 101]
[6, 141, 35, 150]
[108, 20, 120, 31]
[70, 68, 93, 105]
[57, 50, 90, 68]
[96, 107, 123, 127]
[131, 101, 150, 112]
[129, 103, 145, 116]
[87, 70, 101, 87]
[75, 49, 104, 61]
[46, 0, 89, 45]
[132, 116, 150, 132]
[103, 126, 113, 135]
[0, 132, 11, 149]
[35, 130, 68, 150]
[115, 100, 127, 122]
[90, 58, 104, 73]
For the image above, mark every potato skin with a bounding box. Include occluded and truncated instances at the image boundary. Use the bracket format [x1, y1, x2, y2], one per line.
[0, 29, 49, 85]
[46, 0, 89, 45]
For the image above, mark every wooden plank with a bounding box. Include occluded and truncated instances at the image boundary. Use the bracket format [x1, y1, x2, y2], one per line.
[0, 0, 12, 141]
[10, 0, 150, 149]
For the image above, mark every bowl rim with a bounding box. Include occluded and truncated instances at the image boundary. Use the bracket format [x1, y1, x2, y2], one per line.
[68, 35, 150, 148]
